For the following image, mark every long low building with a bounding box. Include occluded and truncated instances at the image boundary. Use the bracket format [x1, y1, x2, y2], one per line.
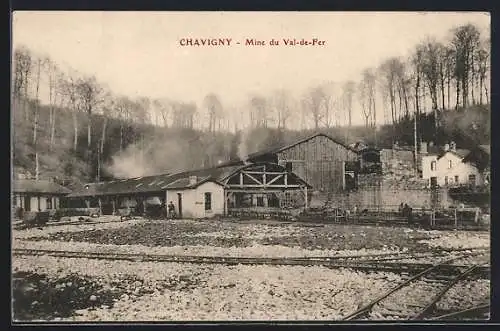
[65, 162, 312, 219]
[12, 179, 72, 212]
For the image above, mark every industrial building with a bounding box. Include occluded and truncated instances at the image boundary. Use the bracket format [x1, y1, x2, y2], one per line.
[65, 162, 312, 218]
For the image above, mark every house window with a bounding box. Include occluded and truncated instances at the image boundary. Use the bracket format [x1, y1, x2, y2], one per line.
[284, 192, 292, 206]
[455, 175, 459, 183]
[430, 161, 437, 171]
[256, 196, 265, 207]
[46, 197, 53, 209]
[448, 160, 452, 169]
[444, 176, 448, 186]
[204, 192, 212, 211]
[285, 162, 293, 172]
[468, 175, 476, 186]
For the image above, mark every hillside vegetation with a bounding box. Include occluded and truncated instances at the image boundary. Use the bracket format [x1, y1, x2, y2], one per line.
[12, 21, 490, 187]
[12, 101, 490, 186]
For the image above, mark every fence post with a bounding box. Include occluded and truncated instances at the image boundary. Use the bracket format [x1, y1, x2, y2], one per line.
[454, 208, 458, 229]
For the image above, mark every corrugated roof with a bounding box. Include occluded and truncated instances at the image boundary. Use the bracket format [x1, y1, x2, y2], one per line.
[66, 164, 243, 198]
[12, 179, 71, 195]
[66, 162, 311, 198]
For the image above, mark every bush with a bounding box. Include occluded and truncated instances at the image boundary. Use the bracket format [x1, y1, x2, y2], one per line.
[23, 211, 50, 226]
[53, 208, 101, 220]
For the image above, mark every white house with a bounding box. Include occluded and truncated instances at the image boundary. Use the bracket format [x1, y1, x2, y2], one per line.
[164, 177, 225, 219]
[421, 142, 483, 187]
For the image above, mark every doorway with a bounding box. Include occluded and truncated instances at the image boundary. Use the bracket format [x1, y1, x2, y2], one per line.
[177, 193, 183, 218]
[24, 196, 31, 212]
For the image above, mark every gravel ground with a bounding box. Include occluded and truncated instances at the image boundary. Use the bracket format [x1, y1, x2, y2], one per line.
[13, 239, 404, 259]
[11, 218, 490, 321]
[12, 255, 401, 321]
[434, 279, 490, 313]
[20, 219, 484, 252]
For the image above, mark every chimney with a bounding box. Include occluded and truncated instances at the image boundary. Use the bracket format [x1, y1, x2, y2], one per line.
[420, 141, 428, 154]
[189, 176, 197, 186]
[450, 141, 456, 152]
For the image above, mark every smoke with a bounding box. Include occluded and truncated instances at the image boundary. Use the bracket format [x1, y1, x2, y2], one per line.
[106, 143, 154, 179]
[237, 127, 251, 164]
[236, 127, 272, 164]
[106, 134, 194, 179]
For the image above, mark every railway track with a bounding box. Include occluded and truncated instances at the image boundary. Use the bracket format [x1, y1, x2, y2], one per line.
[341, 252, 490, 321]
[12, 248, 490, 277]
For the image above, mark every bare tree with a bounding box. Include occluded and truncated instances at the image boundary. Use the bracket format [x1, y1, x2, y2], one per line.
[44, 57, 60, 151]
[379, 58, 399, 125]
[358, 80, 371, 128]
[75, 75, 104, 151]
[13, 46, 33, 122]
[420, 38, 441, 113]
[272, 89, 292, 129]
[203, 93, 223, 132]
[319, 83, 338, 128]
[249, 95, 268, 128]
[59, 70, 81, 151]
[451, 24, 481, 108]
[342, 81, 356, 128]
[476, 38, 490, 105]
[303, 86, 325, 130]
[360, 68, 377, 128]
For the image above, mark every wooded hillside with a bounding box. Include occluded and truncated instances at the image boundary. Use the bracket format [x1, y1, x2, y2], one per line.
[11, 22, 490, 186]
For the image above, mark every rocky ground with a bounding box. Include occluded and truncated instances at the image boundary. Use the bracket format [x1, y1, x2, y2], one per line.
[11, 216, 491, 322]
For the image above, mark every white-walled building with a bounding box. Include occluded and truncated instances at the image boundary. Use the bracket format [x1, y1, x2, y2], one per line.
[12, 179, 71, 212]
[66, 162, 312, 219]
[421, 142, 484, 187]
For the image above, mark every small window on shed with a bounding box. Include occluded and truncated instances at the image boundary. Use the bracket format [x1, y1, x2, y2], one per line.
[204, 192, 212, 211]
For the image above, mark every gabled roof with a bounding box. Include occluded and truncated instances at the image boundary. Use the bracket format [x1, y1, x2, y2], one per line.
[12, 179, 71, 195]
[438, 149, 470, 160]
[237, 132, 358, 164]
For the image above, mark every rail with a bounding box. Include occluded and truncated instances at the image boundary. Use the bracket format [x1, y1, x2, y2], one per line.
[12, 248, 490, 277]
[341, 251, 488, 321]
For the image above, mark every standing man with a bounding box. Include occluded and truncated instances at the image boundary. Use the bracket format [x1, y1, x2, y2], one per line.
[168, 201, 176, 219]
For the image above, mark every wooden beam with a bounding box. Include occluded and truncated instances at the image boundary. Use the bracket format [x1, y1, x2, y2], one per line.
[227, 184, 302, 189]
[243, 172, 263, 185]
[244, 171, 287, 175]
[226, 189, 299, 194]
[266, 174, 283, 185]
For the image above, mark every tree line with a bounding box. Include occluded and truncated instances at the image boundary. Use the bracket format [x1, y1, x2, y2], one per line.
[12, 22, 490, 182]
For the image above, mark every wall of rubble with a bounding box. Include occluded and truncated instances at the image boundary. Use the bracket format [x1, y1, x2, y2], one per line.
[380, 149, 416, 177]
[323, 173, 452, 210]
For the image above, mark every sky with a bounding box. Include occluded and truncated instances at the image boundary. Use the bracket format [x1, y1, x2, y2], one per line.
[12, 11, 490, 126]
